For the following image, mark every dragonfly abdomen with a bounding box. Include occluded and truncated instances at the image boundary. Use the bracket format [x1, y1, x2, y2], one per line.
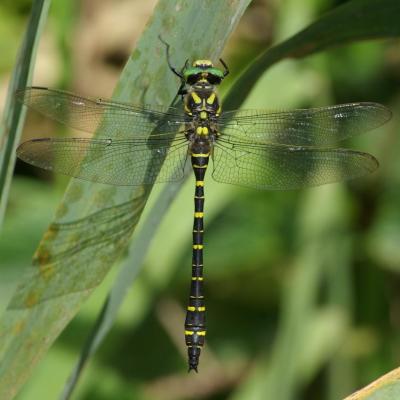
[184, 150, 210, 372]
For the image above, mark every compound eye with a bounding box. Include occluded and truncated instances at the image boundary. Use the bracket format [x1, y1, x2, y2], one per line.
[186, 73, 201, 85]
[207, 75, 222, 85]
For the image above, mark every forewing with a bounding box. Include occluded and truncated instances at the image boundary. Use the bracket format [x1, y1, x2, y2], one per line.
[219, 103, 391, 146]
[16, 87, 187, 138]
[17, 137, 189, 185]
[212, 139, 378, 190]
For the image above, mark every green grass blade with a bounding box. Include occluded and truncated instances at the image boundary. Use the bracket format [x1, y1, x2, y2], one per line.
[344, 367, 400, 399]
[0, 0, 51, 227]
[224, 0, 400, 110]
[0, 1, 250, 399]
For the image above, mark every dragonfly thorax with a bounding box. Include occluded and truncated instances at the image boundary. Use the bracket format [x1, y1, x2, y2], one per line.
[184, 86, 220, 149]
[184, 87, 221, 118]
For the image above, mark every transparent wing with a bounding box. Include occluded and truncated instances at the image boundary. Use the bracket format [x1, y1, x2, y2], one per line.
[17, 136, 189, 185]
[212, 138, 378, 190]
[219, 103, 391, 146]
[16, 87, 187, 138]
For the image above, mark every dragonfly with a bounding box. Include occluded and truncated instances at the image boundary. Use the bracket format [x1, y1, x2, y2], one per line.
[16, 41, 391, 372]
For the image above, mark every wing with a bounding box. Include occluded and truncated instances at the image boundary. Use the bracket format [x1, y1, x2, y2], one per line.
[16, 87, 187, 138]
[212, 138, 378, 190]
[17, 136, 189, 185]
[219, 103, 391, 146]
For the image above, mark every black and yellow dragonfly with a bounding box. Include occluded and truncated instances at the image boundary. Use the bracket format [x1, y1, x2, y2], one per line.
[16, 51, 391, 371]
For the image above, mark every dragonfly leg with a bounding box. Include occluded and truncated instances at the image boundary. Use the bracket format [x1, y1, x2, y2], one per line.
[158, 35, 184, 79]
[219, 58, 229, 77]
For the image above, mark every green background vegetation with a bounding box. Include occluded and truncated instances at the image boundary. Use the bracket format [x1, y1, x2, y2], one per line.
[0, 0, 400, 399]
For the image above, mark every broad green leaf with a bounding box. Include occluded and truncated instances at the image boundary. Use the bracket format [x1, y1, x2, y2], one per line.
[0, 0, 51, 226]
[344, 368, 400, 399]
[0, 1, 250, 399]
[224, 0, 400, 110]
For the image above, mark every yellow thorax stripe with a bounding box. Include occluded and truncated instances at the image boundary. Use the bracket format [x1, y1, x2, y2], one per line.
[206, 93, 216, 105]
[191, 92, 202, 104]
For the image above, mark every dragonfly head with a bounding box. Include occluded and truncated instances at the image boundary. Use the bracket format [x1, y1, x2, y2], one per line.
[183, 60, 226, 86]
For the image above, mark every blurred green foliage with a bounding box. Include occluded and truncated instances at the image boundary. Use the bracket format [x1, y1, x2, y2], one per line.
[1, 0, 400, 399]
[0, 9, 24, 74]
